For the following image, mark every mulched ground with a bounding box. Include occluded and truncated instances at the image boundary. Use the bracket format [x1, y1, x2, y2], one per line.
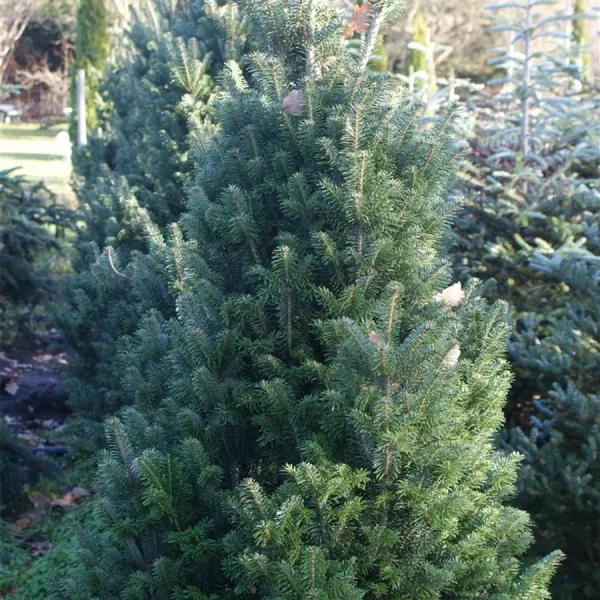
[1, 331, 93, 599]
[1, 329, 71, 446]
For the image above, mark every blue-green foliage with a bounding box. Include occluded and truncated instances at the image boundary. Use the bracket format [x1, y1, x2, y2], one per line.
[0, 168, 76, 343]
[451, 2, 600, 596]
[504, 196, 600, 598]
[75, 0, 240, 245]
[58, 228, 175, 442]
[56, 1, 560, 597]
[60, 0, 248, 444]
[0, 169, 74, 304]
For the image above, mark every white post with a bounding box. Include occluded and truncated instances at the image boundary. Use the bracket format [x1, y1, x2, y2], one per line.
[564, 0, 572, 58]
[76, 69, 87, 147]
[448, 68, 455, 103]
[506, 7, 515, 94]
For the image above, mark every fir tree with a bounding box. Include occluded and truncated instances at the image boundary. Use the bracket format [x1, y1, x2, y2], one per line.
[0, 168, 76, 343]
[572, 0, 590, 72]
[405, 11, 439, 104]
[407, 11, 427, 82]
[0, 169, 73, 305]
[58, 226, 177, 447]
[371, 36, 388, 72]
[572, 0, 587, 46]
[503, 193, 600, 598]
[60, 0, 248, 445]
[75, 0, 245, 240]
[452, 2, 600, 596]
[59, 1, 560, 597]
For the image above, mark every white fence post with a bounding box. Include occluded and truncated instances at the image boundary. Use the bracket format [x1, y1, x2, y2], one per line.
[76, 69, 87, 147]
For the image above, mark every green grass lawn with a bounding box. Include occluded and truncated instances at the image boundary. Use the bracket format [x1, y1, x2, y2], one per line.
[0, 123, 75, 206]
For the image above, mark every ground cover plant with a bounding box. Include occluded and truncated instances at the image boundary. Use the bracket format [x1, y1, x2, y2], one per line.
[0, 451, 99, 600]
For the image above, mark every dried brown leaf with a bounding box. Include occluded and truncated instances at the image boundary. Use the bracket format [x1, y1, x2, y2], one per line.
[29, 540, 52, 557]
[345, 1, 372, 38]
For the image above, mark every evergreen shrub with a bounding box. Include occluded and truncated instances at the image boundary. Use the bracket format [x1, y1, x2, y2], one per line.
[451, 2, 600, 596]
[504, 220, 600, 597]
[0, 168, 75, 344]
[69, 0, 109, 140]
[58, 1, 561, 597]
[60, 0, 248, 444]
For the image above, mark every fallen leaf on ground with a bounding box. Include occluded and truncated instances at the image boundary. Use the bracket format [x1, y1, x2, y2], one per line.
[71, 486, 90, 499]
[28, 494, 50, 509]
[28, 539, 52, 557]
[11, 510, 44, 536]
[51, 486, 91, 507]
[4, 380, 19, 395]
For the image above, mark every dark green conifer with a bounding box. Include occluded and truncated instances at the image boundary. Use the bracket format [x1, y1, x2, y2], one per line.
[70, 0, 109, 139]
[0, 168, 76, 343]
[452, 2, 600, 594]
[504, 197, 600, 599]
[76, 0, 244, 241]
